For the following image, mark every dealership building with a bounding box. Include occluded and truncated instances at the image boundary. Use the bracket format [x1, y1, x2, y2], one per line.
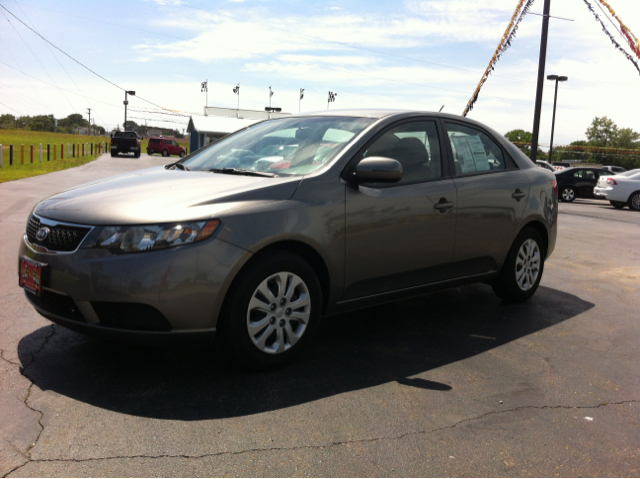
[187, 107, 290, 153]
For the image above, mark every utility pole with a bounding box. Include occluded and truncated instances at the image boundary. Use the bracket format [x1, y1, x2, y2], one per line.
[124, 90, 135, 130]
[547, 75, 568, 162]
[530, 0, 551, 162]
[87, 108, 91, 136]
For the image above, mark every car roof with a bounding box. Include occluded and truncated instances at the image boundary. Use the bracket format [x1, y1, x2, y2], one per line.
[290, 109, 474, 121]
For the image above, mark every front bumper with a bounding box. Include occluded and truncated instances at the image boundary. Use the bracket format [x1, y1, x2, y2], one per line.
[19, 234, 249, 337]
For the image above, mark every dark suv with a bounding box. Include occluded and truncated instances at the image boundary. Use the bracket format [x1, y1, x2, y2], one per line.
[555, 167, 613, 202]
[110, 131, 141, 158]
[147, 138, 186, 157]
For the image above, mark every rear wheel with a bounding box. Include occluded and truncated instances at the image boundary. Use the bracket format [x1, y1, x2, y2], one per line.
[217, 251, 322, 370]
[493, 227, 545, 303]
[162, 149, 169, 157]
[560, 186, 576, 202]
[180, 151, 186, 158]
[110, 151, 117, 157]
[147, 149, 153, 156]
[610, 200, 625, 209]
[628, 192, 640, 211]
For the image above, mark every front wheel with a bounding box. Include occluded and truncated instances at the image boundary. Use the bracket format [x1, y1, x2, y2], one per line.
[493, 227, 545, 303]
[162, 149, 169, 157]
[180, 151, 186, 158]
[560, 186, 576, 202]
[217, 251, 322, 370]
[610, 200, 625, 209]
[628, 192, 640, 211]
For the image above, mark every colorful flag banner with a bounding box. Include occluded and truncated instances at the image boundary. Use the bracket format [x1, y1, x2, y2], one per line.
[462, 0, 534, 117]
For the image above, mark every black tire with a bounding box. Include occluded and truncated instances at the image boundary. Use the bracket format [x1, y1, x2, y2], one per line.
[492, 227, 545, 303]
[610, 200, 625, 209]
[217, 251, 322, 371]
[110, 151, 117, 158]
[180, 151, 186, 158]
[560, 186, 576, 202]
[162, 149, 169, 157]
[628, 191, 640, 211]
[147, 149, 153, 156]
[134, 152, 140, 159]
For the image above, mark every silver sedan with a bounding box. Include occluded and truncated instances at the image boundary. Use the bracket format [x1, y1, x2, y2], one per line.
[19, 110, 558, 369]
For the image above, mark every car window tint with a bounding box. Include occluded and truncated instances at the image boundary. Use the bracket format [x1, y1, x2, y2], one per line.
[574, 170, 596, 179]
[444, 123, 505, 176]
[149, 139, 159, 144]
[361, 121, 442, 184]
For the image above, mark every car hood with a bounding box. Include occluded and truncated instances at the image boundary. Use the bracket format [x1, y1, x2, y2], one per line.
[33, 167, 302, 225]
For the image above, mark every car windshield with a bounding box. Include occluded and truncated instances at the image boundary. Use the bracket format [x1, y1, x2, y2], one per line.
[183, 116, 375, 176]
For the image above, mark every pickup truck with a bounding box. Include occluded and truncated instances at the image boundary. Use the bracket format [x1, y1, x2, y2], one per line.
[111, 131, 141, 158]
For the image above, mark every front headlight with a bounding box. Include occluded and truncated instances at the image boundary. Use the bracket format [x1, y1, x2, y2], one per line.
[81, 220, 220, 254]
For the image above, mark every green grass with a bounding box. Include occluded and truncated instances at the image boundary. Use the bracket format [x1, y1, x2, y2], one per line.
[0, 130, 109, 183]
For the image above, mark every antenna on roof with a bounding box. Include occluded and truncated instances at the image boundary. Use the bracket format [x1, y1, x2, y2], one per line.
[439, 105, 445, 112]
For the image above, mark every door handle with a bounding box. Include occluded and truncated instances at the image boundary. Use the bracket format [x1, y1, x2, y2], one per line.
[434, 200, 454, 211]
[512, 189, 527, 201]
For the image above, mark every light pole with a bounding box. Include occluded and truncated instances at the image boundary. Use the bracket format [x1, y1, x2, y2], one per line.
[546, 75, 568, 163]
[123, 90, 135, 130]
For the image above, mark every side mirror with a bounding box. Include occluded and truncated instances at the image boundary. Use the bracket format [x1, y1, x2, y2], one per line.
[354, 157, 403, 183]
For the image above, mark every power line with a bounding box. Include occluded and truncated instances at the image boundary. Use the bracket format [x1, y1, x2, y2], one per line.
[0, 3, 173, 112]
[0, 99, 23, 115]
[13, 0, 109, 128]
[0, 60, 122, 110]
[0, 6, 78, 113]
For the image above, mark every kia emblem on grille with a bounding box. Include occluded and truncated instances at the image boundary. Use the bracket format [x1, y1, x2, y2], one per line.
[36, 226, 50, 241]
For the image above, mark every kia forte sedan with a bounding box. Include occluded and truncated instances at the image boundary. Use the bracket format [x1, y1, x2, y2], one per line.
[19, 110, 558, 370]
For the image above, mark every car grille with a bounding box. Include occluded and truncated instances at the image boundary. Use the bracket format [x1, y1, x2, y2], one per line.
[27, 215, 91, 252]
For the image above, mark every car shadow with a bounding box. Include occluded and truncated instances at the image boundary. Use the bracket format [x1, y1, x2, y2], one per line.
[18, 284, 593, 420]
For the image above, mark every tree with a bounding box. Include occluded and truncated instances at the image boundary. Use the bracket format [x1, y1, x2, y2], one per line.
[0, 114, 16, 129]
[613, 128, 640, 149]
[585, 116, 618, 147]
[27, 114, 55, 132]
[504, 129, 547, 160]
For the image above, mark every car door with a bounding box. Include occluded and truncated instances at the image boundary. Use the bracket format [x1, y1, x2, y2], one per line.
[168, 140, 179, 155]
[442, 120, 530, 276]
[342, 119, 457, 300]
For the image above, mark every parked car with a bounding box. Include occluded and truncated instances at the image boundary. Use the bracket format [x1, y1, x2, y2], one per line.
[600, 165, 626, 174]
[555, 167, 614, 202]
[147, 137, 186, 157]
[536, 160, 556, 172]
[18, 110, 558, 370]
[110, 131, 141, 158]
[594, 169, 640, 210]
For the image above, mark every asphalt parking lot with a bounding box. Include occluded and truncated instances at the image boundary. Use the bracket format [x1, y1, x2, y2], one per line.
[1, 155, 639, 477]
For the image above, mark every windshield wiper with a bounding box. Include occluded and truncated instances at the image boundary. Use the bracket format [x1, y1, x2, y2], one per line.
[165, 161, 189, 171]
[208, 168, 277, 178]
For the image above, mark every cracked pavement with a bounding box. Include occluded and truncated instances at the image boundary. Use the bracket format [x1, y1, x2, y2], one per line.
[1, 155, 639, 477]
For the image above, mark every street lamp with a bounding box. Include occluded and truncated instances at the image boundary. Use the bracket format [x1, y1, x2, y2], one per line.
[123, 90, 136, 130]
[546, 75, 568, 162]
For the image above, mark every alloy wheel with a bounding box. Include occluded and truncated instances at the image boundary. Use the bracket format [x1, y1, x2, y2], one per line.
[246, 272, 311, 354]
[562, 188, 575, 201]
[631, 193, 640, 211]
[515, 239, 541, 291]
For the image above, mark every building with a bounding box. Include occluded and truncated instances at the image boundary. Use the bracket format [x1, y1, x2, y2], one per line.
[187, 107, 291, 153]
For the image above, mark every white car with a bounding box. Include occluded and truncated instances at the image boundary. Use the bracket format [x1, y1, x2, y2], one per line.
[594, 169, 640, 210]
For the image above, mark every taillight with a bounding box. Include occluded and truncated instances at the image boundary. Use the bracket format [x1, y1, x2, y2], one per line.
[550, 180, 558, 197]
[607, 178, 617, 185]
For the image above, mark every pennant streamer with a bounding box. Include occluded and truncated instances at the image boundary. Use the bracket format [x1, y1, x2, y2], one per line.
[596, 0, 640, 60]
[583, 0, 640, 77]
[462, 0, 535, 117]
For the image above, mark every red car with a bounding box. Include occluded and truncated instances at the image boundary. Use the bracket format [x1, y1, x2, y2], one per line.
[147, 138, 186, 157]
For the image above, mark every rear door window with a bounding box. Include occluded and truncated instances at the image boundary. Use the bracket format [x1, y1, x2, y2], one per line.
[444, 123, 505, 175]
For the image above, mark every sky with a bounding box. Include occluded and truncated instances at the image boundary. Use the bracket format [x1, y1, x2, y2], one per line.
[0, 0, 639, 147]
